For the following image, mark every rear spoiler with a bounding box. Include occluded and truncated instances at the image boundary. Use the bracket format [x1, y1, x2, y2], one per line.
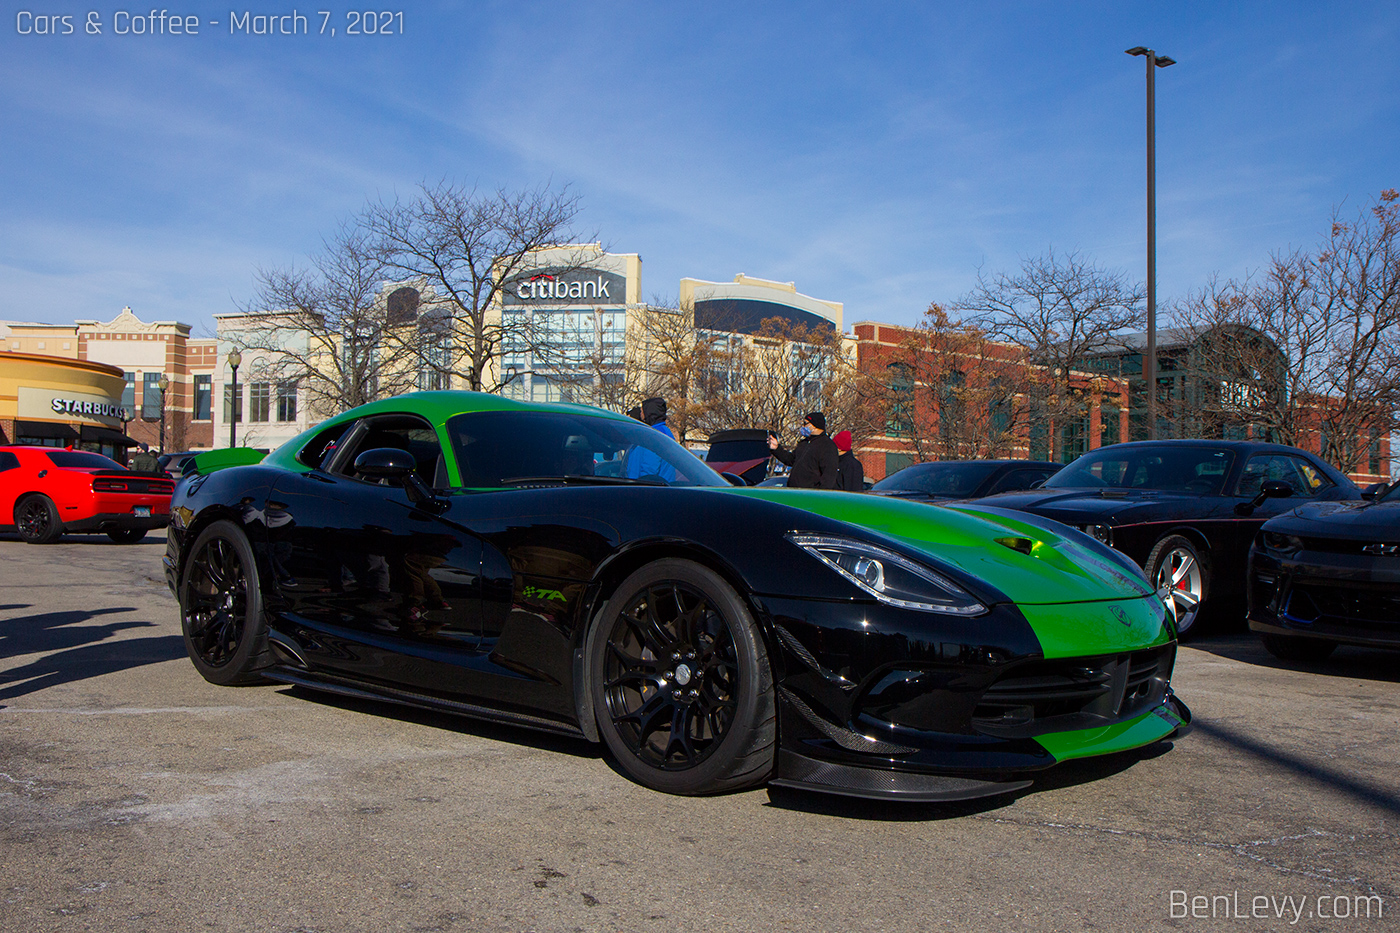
[189, 447, 266, 475]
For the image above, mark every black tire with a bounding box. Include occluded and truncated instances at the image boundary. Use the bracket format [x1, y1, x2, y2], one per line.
[589, 559, 775, 795]
[15, 494, 63, 544]
[178, 520, 271, 686]
[1261, 633, 1337, 663]
[106, 529, 147, 544]
[1146, 535, 1209, 636]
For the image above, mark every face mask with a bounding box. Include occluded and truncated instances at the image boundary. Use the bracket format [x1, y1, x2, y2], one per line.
[799, 425, 812, 438]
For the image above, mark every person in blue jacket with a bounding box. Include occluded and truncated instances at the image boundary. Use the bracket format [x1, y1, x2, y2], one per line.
[624, 397, 676, 483]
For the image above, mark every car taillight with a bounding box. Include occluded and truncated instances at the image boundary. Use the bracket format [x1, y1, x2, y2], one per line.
[93, 478, 128, 492]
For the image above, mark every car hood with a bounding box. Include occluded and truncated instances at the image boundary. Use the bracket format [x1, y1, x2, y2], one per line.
[1265, 499, 1400, 539]
[973, 487, 1192, 522]
[732, 488, 1155, 605]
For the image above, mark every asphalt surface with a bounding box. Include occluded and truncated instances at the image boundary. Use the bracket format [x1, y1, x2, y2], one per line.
[0, 531, 1396, 933]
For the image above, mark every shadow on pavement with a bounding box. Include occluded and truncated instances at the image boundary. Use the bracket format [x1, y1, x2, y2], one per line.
[277, 684, 601, 760]
[1186, 632, 1400, 684]
[0, 605, 186, 704]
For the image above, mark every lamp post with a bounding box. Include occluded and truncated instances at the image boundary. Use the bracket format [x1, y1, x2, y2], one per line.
[1126, 46, 1175, 440]
[227, 349, 242, 448]
[157, 373, 169, 455]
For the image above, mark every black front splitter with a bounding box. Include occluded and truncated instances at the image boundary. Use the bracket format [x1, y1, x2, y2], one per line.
[769, 748, 1032, 803]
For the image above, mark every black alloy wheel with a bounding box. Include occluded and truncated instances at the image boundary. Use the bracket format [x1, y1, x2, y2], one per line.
[179, 520, 270, 685]
[590, 559, 775, 795]
[15, 494, 63, 544]
[1261, 633, 1338, 663]
[106, 529, 147, 544]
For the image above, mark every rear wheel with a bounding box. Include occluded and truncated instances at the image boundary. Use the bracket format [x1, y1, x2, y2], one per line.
[15, 495, 63, 544]
[179, 520, 270, 685]
[1261, 633, 1337, 663]
[590, 559, 775, 795]
[106, 529, 147, 544]
[1146, 535, 1208, 636]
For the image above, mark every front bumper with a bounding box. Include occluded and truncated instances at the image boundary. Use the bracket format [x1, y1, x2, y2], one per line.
[760, 594, 1187, 800]
[1248, 547, 1400, 648]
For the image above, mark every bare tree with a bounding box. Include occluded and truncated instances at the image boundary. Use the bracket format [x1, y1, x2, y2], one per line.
[233, 222, 417, 418]
[957, 250, 1145, 460]
[1175, 191, 1400, 471]
[628, 299, 735, 444]
[363, 180, 586, 393]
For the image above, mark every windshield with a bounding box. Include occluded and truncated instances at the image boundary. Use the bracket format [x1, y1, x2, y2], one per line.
[872, 462, 997, 496]
[446, 410, 728, 488]
[45, 450, 125, 470]
[1046, 446, 1236, 495]
[1379, 482, 1400, 503]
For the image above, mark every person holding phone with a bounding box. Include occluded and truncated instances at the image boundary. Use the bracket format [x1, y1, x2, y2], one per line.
[767, 411, 838, 489]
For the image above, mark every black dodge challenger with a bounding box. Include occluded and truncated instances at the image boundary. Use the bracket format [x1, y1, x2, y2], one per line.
[165, 392, 1190, 801]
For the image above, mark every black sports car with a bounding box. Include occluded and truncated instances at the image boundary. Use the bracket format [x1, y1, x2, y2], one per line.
[972, 441, 1361, 634]
[165, 392, 1189, 802]
[1248, 481, 1400, 661]
[871, 460, 1062, 503]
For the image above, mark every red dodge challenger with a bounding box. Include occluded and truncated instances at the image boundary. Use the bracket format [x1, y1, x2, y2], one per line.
[0, 446, 174, 544]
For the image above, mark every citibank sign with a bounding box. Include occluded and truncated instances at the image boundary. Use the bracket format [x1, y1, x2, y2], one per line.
[504, 269, 627, 306]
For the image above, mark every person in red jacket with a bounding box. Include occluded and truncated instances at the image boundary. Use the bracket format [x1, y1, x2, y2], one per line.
[767, 412, 839, 489]
[832, 430, 865, 492]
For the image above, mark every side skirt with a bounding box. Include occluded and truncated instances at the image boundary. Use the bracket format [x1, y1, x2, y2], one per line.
[261, 667, 588, 740]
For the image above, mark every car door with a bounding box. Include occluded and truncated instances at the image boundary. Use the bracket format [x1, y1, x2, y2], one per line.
[265, 413, 487, 694]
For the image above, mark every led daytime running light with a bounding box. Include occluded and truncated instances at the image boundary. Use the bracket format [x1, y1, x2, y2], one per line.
[788, 533, 987, 615]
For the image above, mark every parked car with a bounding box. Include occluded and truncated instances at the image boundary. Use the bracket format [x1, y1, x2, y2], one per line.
[703, 429, 773, 486]
[158, 450, 203, 478]
[0, 445, 174, 544]
[165, 391, 1189, 801]
[972, 440, 1360, 634]
[753, 473, 874, 491]
[1248, 480, 1400, 661]
[872, 460, 1062, 502]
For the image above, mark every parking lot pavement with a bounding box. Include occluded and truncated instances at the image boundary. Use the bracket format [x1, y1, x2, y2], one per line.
[0, 532, 1396, 933]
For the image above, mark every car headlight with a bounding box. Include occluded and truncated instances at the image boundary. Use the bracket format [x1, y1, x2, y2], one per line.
[1261, 531, 1304, 555]
[787, 533, 987, 615]
[1080, 523, 1113, 546]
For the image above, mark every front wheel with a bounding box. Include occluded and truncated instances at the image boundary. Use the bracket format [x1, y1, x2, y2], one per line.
[1261, 633, 1337, 663]
[589, 559, 775, 795]
[1146, 535, 1209, 636]
[15, 494, 63, 544]
[107, 529, 147, 544]
[179, 520, 270, 686]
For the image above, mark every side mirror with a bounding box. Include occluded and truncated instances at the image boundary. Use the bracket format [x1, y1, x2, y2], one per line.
[1237, 479, 1293, 515]
[1028, 479, 1046, 490]
[354, 447, 416, 479]
[1362, 482, 1387, 500]
[720, 472, 748, 487]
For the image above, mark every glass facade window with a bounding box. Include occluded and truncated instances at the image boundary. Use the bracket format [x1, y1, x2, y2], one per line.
[249, 383, 271, 422]
[277, 381, 297, 422]
[1369, 428, 1382, 475]
[193, 375, 212, 420]
[142, 372, 163, 420]
[1101, 400, 1121, 446]
[224, 384, 243, 423]
[122, 372, 136, 410]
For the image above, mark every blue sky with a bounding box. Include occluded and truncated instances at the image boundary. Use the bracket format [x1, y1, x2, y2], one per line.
[2, 2, 1397, 336]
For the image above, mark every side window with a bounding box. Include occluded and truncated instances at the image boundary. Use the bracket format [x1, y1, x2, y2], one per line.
[334, 415, 443, 487]
[1237, 454, 1332, 499]
[988, 469, 1046, 495]
[298, 423, 352, 470]
[0, 451, 19, 473]
[1286, 456, 1333, 497]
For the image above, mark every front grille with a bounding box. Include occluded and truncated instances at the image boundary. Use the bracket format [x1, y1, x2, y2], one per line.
[971, 646, 1173, 738]
[1287, 584, 1400, 628]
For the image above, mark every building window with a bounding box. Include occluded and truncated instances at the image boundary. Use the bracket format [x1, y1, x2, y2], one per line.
[194, 375, 212, 420]
[885, 452, 914, 476]
[122, 372, 136, 410]
[142, 372, 163, 420]
[1101, 399, 1121, 447]
[886, 363, 914, 437]
[224, 384, 243, 423]
[1369, 427, 1382, 475]
[249, 383, 271, 423]
[277, 381, 297, 422]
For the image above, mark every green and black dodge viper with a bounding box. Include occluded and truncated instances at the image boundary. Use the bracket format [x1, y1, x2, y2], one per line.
[165, 391, 1190, 801]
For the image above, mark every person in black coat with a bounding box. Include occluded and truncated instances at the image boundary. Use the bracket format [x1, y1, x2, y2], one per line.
[767, 411, 839, 489]
[832, 430, 865, 492]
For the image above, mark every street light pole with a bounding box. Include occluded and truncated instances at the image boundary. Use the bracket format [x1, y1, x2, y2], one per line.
[1126, 46, 1175, 440]
[227, 349, 242, 449]
[157, 373, 169, 454]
